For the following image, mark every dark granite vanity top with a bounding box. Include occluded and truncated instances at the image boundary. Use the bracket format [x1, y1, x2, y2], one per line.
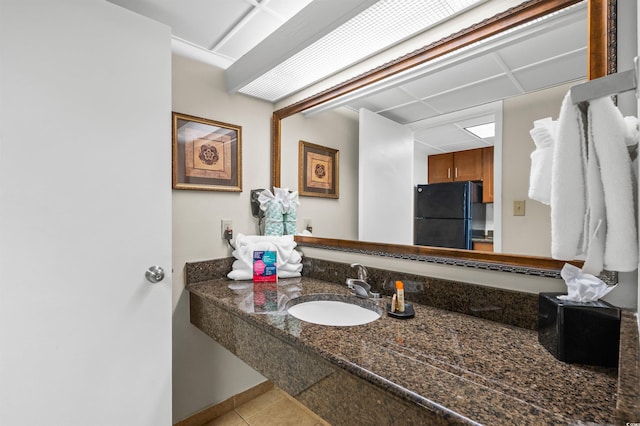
[187, 276, 621, 425]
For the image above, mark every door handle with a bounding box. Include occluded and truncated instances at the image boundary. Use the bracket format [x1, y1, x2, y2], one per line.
[145, 266, 165, 283]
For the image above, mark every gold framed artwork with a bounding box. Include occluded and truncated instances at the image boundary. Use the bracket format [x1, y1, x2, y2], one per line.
[172, 112, 242, 192]
[298, 140, 339, 199]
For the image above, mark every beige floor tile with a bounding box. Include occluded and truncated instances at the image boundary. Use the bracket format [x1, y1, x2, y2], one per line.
[278, 391, 330, 425]
[203, 410, 248, 426]
[244, 397, 319, 426]
[235, 388, 286, 419]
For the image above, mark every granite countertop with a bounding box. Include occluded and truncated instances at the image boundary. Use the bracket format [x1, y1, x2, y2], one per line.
[187, 277, 619, 425]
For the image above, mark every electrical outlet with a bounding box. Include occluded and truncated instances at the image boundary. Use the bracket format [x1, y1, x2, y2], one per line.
[221, 220, 233, 240]
[513, 200, 526, 216]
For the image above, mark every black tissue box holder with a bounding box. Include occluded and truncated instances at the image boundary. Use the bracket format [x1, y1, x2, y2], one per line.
[538, 292, 620, 367]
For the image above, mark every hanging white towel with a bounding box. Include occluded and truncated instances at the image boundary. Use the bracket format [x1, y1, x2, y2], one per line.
[583, 97, 638, 273]
[528, 117, 557, 205]
[550, 92, 588, 261]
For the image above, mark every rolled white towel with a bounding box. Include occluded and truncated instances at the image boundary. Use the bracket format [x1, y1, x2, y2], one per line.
[227, 268, 302, 281]
[232, 234, 301, 268]
[528, 118, 556, 205]
[230, 259, 302, 274]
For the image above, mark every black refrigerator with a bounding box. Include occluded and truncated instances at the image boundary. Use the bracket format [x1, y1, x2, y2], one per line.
[414, 181, 486, 249]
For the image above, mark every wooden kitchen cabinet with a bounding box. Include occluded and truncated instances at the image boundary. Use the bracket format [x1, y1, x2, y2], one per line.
[428, 148, 483, 184]
[453, 148, 483, 181]
[482, 146, 494, 203]
[472, 241, 494, 252]
[427, 153, 454, 183]
[427, 147, 494, 203]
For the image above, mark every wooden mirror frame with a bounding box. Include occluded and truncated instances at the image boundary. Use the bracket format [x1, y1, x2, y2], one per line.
[271, 0, 617, 273]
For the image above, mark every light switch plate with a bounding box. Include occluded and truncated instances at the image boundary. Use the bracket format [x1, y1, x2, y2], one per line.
[513, 200, 526, 216]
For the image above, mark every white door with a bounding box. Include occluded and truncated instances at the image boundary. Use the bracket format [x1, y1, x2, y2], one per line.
[359, 108, 415, 245]
[0, 1, 172, 425]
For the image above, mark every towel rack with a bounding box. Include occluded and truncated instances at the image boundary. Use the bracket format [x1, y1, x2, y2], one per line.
[566, 57, 640, 286]
[570, 56, 639, 104]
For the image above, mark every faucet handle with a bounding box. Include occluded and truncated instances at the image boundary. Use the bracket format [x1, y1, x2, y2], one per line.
[350, 263, 368, 281]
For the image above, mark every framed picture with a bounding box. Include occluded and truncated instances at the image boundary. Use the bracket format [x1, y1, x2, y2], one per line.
[298, 140, 339, 199]
[172, 112, 242, 192]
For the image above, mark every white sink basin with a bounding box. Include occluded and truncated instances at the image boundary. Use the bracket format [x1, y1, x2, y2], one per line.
[287, 297, 381, 326]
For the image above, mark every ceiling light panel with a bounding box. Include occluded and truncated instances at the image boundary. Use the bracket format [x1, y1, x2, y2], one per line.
[239, 0, 485, 101]
[465, 122, 495, 138]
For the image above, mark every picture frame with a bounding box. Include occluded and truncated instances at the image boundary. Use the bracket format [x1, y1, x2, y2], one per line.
[298, 140, 339, 199]
[172, 112, 242, 192]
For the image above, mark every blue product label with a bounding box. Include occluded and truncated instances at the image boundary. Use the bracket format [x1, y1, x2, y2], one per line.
[262, 251, 276, 266]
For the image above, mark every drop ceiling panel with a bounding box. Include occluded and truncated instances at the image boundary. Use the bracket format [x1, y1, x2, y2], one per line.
[513, 52, 586, 92]
[108, 0, 252, 49]
[399, 54, 504, 99]
[496, 19, 586, 70]
[266, 0, 314, 18]
[378, 102, 441, 124]
[346, 88, 417, 113]
[426, 75, 520, 114]
[416, 143, 446, 156]
[451, 140, 491, 150]
[216, 9, 283, 59]
[417, 139, 484, 152]
[415, 124, 473, 144]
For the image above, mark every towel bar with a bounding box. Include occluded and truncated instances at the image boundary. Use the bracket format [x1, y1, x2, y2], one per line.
[570, 56, 639, 104]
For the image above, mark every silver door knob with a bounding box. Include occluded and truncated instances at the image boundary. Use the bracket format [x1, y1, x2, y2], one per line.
[145, 266, 165, 283]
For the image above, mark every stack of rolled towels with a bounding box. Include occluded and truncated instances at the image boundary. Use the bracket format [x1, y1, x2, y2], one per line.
[227, 233, 303, 280]
[258, 187, 299, 236]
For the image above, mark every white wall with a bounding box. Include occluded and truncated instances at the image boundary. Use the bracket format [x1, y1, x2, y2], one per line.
[171, 55, 269, 422]
[502, 81, 575, 256]
[633, 0, 640, 330]
[280, 108, 359, 240]
[414, 142, 431, 186]
[359, 109, 414, 245]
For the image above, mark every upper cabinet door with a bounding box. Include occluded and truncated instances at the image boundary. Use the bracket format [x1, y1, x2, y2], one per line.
[428, 152, 453, 183]
[453, 148, 483, 181]
[482, 146, 494, 203]
[427, 147, 493, 203]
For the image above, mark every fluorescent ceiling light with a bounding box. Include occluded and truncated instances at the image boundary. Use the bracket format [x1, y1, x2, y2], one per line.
[464, 122, 495, 139]
[238, 0, 485, 102]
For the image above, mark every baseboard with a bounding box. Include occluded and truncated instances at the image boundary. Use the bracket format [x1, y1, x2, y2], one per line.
[174, 380, 274, 426]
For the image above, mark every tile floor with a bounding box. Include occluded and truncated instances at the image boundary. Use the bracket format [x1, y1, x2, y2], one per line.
[204, 387, 330, 426]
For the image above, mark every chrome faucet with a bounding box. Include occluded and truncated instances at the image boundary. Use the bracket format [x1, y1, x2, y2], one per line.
[346, 263, 379, 299]
[351, 263, 368, 281]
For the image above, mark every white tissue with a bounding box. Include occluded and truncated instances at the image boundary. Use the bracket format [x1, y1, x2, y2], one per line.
[557, 263, 616, 303]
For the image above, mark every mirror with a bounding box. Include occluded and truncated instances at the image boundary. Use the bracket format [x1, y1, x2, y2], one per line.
[271, 0, 617, 272]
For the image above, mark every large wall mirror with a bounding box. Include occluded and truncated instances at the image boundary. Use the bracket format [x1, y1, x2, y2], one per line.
[271, 0, 617, 273]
